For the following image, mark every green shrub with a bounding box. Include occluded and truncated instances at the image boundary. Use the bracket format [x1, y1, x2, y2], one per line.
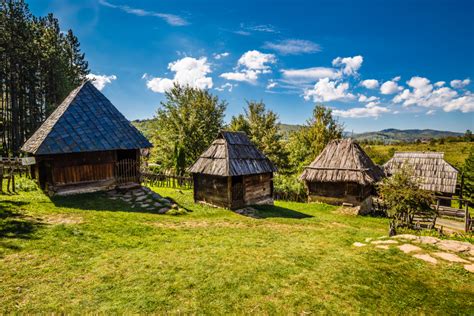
[14, 177, 39, 192]
[273, 174, 307, 202]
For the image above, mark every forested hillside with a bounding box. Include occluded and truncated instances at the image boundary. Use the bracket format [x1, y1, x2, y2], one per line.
[0, 0, 89, 155]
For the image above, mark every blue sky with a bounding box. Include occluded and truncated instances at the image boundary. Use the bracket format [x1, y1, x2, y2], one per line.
[29, 0, 474, 133]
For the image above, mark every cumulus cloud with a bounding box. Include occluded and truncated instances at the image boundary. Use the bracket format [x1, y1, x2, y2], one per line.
[215, 83, 234, 92]
[332, 55, 363, 76]
[358, 94, 379, 102]
[220, 50, 276, 83]
[450, 78, 470, 89]
[266, 80, 277, 89]
[213, 52, 229, 60]
[333, 103, 390, 118]
[360, 79, 379, 89]
[393, 76, 474, 113]
[380, 79, 402, 94]
[99, 0, 188, 26]
[145, 57, 213, 93]
[281, 67, 341, 82]
[263, 39, 321, 55]
[434, 81, 445, 87]
[86, 74, 117, 90]
[304, 78, 355, 102]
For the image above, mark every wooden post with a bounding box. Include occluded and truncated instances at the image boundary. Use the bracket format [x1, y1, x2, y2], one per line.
[227, 176, 232, 209]
[459, 173, 464, 209]
[465, 203, 469, 233]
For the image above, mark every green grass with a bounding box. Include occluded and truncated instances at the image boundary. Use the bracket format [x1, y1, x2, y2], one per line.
[1, 186, 473, 313]
[363, 141, 473, 168]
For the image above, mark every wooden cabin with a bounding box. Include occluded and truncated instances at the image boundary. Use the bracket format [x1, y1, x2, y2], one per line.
[384, 152, 458, 204]
[188, 131, 277, 209]
[21, 81, 152, 195]
[299, 139, 384, 208]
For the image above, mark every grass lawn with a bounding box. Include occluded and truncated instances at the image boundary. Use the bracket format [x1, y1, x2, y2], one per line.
[1, 186, 473, 313]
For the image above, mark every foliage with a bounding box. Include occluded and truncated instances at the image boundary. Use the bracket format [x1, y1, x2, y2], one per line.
[286, 105, 343, 173]
[0, 1, 89, 155]
[149, 84, 226, 172]
[273, 173, 307, 202]
[14, 176, 38, 192]
[462, 148, 474, 204]
[229, 100, 288, 171]
[378, 166, 434, 224]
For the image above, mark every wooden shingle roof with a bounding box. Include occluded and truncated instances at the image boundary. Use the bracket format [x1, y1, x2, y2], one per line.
[188, 131, 277, 176]
[299, 138, 384, 185]
[383, 152, 458, 194]
[21, 81, 152, 155]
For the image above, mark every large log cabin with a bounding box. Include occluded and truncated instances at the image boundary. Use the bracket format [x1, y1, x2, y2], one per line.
[21, 81, 152, 195]
[188, 131, 277, 209]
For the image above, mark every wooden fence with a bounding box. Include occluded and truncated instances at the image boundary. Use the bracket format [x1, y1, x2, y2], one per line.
[142, 172, 193, 189]
[1, 157, 30, 193]
[434, 196, 472, 232]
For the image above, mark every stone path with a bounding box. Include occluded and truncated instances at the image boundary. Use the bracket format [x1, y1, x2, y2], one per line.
[106, 186, 183, 215]
[353, 233, 474, 273]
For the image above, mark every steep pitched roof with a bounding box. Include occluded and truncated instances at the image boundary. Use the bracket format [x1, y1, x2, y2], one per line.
[22, 81, 152, 155]
[188, 131, 277, 176]
[383, 152, 458, 194]
[299, 138, 384, 185]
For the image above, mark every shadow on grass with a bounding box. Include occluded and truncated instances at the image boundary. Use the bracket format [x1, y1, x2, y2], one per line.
[0, 200, 43, 242]
[252, 205, 313, 219]
[50, 192, 190, 215]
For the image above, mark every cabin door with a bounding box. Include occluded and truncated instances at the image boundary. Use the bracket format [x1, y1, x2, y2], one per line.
[232, 176, 244, 207]
[38, 159, 53, 189]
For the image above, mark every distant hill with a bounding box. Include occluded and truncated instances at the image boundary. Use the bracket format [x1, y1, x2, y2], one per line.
[349, 129, 463, 143]
[133, 119, 463, 144]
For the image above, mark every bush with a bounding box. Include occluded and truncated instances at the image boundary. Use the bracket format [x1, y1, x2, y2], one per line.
[14, 176, 39, 192]
[273, 174, 307, 202]
[378, 165, 434, 226]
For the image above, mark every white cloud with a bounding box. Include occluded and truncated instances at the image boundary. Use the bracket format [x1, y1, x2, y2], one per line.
[86, 74, 117, 90]
[242, 23, 278, 33]
[99, 0, 188, 26]
[332, 55, 363, 76]
[263, 39, 321, 55]
[426, 109, 436, 115]
[380, 80, 402, 94]
[450, 78, 470, 89]
[304, 78, 355, 102]
[333, 103, 390, 118]
[213, 52, 229, 60]
[393, 76, 474, 113]
[266, 80, 277, 89]
[220, 50, 276, 83]
[145, 57, 213, 93]
[281, 67, 341, 82]
[360, 79, 379, 89]
[434, 81, 445, 87]
[358, 94, 379, 102]
[215, 83, 234, 92]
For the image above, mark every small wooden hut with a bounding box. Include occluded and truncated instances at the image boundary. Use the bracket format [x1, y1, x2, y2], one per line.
[383, 152, 458, 201]
[21, 81, 152, 195]
[299, 139, 384, 206]
[188, 131, 277, 209]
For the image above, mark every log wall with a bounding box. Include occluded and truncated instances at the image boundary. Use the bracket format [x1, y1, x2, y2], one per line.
[194, 174, 230, 208]
[243, 173, 273, 205]
[307, 181, 372, 205]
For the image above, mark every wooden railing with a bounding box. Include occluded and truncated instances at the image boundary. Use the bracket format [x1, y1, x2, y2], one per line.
[434, 196, 472, 232]
[142, 172, 193, 189]
[115, 159, 140, 185]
